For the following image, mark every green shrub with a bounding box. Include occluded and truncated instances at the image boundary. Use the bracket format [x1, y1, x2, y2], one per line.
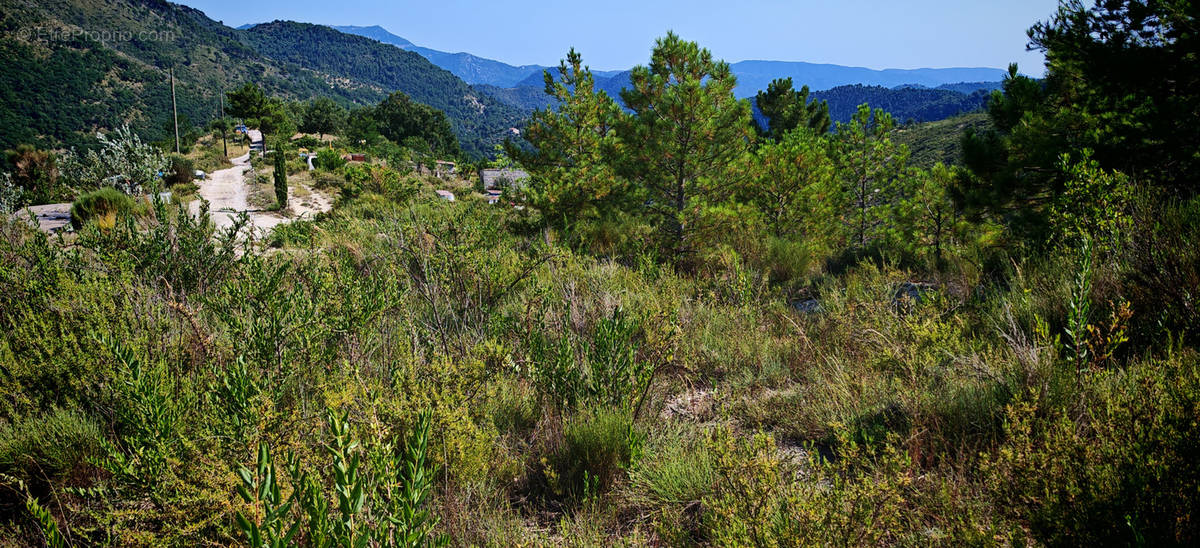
[285, 156, 306, 176]
[69, 187, 134, 230]
[984, 353, 1200, 546]
[0, 408, 102, 483]
[293, 135, 321, 150]
[543, 408, 644, 505]
[164, 154, 194, 187]
[315, 148, 345, 171]
[703, 428, 914, 547]
[94, 337, 188, 493]
[525, 309, 654, 413]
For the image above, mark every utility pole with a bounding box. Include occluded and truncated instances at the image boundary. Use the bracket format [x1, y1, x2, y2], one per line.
[170, 67, 180, 154]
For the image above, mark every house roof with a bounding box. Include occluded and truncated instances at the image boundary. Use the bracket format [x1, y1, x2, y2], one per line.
[479, 168, 530, 188]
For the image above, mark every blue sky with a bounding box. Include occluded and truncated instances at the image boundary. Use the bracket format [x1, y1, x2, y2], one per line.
[180, 0, 1059, 73]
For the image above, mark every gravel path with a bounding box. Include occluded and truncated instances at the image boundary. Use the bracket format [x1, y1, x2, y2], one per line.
[192, 145, 332, 237]
[11, 127, 331, 237]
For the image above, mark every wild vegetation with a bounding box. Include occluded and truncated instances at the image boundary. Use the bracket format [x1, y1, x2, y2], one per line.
[1, 0, 1199, 546]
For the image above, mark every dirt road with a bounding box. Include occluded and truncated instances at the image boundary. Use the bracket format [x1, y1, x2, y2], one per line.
[192, 149, 332, 237]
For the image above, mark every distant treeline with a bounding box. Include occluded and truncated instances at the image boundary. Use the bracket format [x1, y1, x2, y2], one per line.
[481, 78, 1000, 128]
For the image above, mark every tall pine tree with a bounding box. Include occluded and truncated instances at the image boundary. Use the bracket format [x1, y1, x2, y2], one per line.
[507, 49, 628, 234]
[616, 32, 755, 264]
[834, 104, 909, 249]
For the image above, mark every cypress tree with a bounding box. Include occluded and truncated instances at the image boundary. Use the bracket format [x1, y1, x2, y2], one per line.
[273, 143, 288, 209]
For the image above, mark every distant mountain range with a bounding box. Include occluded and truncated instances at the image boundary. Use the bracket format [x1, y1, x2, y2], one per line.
[327, 24, 1005, 127]
[331, 25, 627, 88]
[333, 25, 1007, 97]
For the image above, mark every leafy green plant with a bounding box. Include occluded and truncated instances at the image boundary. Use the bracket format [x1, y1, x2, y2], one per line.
[526, 309, 654, 414]
[1065, 237, 1093, 371]
[1049, 151, 1133, 251]
[2, 475, 73, 548]
[235, 409, 445, 547]
[236, 444, 299, 548]
[315, 148, 346, 171]
[69, 187, 135, 230]
[208, 356, 262, 439]
[92, 336, 185, 494]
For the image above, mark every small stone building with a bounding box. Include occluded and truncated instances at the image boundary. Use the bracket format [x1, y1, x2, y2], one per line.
[479, 168, 530, 190]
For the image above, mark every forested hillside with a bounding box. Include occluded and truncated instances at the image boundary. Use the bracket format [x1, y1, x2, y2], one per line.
[241, 21, 526, 157]
[0, 0, 517, 157]
[813, 84, 992, 124]
[0, 0, 347, 150]
[482, 78, 995, 127]
[473, 83, 561, 112]
[894, 112, 994, 167]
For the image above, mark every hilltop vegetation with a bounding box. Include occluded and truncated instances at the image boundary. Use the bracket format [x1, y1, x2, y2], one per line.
[812, 84, 991, 124]
[484, 72, 998, 128]
[894, 112, 993, 168]
[2, 1, 1200, 547]
[240, 21, 524, 157]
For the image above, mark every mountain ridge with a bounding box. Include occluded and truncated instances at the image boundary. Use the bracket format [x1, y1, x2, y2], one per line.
[328, 24, 1008, 94]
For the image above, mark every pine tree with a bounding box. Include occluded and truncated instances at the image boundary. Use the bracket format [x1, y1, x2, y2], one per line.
[894, 163, 966, 265]
[833, 104, 908, 249]
[755, 77, 831, 139]
[225, 82, 270, 120]
[616, 32, 755, 263]
[741, 128, 837, 240]
[507, 49, 628, 233]
[959, 0, 1200, 245]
